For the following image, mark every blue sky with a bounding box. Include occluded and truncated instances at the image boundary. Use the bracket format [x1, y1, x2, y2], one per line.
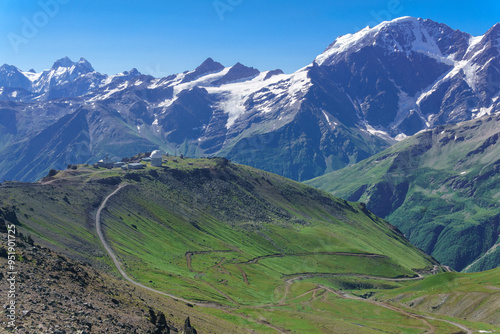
[0, 0, 498, 76]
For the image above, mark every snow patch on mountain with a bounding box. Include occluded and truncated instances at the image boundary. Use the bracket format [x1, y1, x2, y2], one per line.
[315, 27, 374, 66]
[394, 90, 419, 126]
[21, 71, 42, 82]
[207, 71, 277, 128]
[158, 98, 176, 110]
[208, 66, 311, 129]
[477, 105, 494, 117]
[172, 67, 231, 96]
[466, 35, 484, 56]
[395, 133, 408, 141]
[322, 110, 338, 129]
[361, 123, 394, 142]
[89, 81, 129, 101]
[315, 17, 431, 66]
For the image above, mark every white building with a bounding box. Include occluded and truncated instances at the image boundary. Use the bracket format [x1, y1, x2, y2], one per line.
[151, 150, 163, 167]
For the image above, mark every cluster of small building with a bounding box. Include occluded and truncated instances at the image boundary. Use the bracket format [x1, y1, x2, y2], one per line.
[97, 150, 164, 170]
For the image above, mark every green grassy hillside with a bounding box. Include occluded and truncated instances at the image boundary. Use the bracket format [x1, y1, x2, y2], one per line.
[1, 157, 498, 333]
[306, 114, 500, 272]
[374, 268, 500, 327]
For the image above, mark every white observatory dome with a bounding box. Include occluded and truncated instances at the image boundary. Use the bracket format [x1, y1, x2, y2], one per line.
[151, 150, 163, 159]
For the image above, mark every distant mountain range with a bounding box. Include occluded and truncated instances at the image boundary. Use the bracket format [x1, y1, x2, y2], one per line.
[0, 16, 499, 182]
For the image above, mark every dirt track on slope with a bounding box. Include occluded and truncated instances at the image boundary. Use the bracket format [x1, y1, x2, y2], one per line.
[240, 251, 389, 265]
[185, 250, 235, 272]
[95, 185, 292, 333]
[95, 184, 471, 334]
[95, 184, 231, 309]
[235, 264, 249, 285]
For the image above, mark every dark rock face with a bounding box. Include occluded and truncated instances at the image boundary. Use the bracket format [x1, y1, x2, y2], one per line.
[365, 181, 409, 218]
[150, 310, 170, 334]
[0, 64, 32, 91]
[159, 87, 216, 144]
[181, 58, 225, 83]
[264, 69, 284, 80]
[213, 62, 260, 85]
[0, 207, 20, 226]
[183, 317, 197, 334]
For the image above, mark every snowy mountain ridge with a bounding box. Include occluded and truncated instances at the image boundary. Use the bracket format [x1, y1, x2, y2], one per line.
[313, 17, 499, 138]
[7, 16, 494, 139]
[0, 17, 498, 182]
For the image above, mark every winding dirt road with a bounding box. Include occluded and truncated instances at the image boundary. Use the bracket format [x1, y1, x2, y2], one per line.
[95, 184, 294, 332]
[95, 184, 472, 334]
[95, 184, 230, 308]
[240, 251, 388, 265]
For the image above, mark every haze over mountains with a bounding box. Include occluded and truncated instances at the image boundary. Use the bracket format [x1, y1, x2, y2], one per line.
[0, 16, 499, 183]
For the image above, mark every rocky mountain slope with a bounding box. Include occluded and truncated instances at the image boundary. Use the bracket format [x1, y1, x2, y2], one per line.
[316, 17, 500, 135]
[1, 17, 498, 182]
[306, 113, 500, 272]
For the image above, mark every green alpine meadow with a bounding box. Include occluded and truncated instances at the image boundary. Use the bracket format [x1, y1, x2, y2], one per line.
[306, 113, 500, 273]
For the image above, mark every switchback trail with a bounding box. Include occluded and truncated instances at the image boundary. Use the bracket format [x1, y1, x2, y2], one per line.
[317, 284, 472, 333]
[95, 183, 229, 309]
[185, 250, 234, 273]
[240, 252, 388, 265]
[283, 272, 424, 283]
[95, 184, 291, 333]
[278, 277, 472, 333]
[95, 184, 471, 334]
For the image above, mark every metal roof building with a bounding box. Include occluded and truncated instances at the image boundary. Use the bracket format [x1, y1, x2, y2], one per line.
[128, 163, 145, 170]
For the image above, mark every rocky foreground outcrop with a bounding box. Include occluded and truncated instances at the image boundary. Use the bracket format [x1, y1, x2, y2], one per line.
[0, 233, 198, 334]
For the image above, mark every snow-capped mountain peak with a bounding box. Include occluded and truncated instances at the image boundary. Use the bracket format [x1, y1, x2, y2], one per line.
[180, 58, 225, 83]
[315, 17, 473, 67]
[314, 27, 375, 66]
[51, 56, 74, 69]
[0, 64, 32, 90]
[77, 57, 95, 72]
[49, 56, 94, 74]
[311, 17, 499, 138]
